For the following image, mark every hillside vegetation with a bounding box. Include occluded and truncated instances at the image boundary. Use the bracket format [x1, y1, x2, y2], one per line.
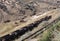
[39, 21, 60, 41]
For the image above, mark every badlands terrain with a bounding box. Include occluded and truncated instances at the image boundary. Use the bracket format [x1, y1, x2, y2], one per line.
[0, 0, 60, 41]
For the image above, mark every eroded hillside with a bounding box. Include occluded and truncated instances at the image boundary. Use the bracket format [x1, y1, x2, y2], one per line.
[0, 0, 60, 41]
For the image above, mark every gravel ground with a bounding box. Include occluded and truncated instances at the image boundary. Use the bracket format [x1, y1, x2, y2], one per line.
[0, 0, 60, 23]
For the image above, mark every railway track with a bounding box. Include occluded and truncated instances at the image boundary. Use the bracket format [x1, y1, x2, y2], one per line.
[23, 17, 60, 41]
[0, 9, 60, 41]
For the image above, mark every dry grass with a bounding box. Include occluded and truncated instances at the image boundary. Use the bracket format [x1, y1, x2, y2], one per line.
[38, 20, 60, 41]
